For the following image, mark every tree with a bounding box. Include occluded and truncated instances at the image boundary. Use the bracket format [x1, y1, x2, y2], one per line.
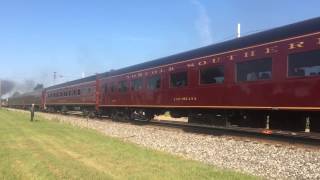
[33, 84, 44, 91]
[12, 92, 21, 97]
[0, 80, 15, 95]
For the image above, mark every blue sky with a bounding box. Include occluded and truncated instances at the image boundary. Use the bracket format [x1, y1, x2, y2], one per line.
[0, 0, 319, 86]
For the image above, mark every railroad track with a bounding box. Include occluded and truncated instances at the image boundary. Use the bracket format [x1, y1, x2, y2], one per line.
[9, 108, 320, 146]
[62, 110, 320, 146]
[148, 120, 320, 147]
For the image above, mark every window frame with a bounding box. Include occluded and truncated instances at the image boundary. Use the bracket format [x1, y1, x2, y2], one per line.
[110, 82, 116, 93]
[104, 83, 108, 94]
[235, 57, 273, 83]
[131, 78, 144, 91]
[286, 49, 320, 79]
[170, 70, 188, 88]
[118, 80, 128, 93]
[198, 65, 225, 86]
[147, 75, 161, 90]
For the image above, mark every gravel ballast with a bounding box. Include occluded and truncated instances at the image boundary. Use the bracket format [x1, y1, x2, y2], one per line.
[11, 109, 320, 179]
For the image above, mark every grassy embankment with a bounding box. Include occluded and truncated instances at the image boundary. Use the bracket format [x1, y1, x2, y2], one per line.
[0, 109, 257, 179]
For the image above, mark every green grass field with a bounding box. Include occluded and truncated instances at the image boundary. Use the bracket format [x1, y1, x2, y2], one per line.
[0, 109, 257, 180]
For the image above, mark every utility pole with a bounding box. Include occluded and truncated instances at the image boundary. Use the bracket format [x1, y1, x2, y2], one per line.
[53, 72, 57, 85]
[53, 72, 66, 85]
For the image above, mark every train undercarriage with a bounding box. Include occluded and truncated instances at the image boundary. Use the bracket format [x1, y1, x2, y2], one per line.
[10, 104, 319, 134]
[99, 107, 320, 133]
[46, 105, 97, 118]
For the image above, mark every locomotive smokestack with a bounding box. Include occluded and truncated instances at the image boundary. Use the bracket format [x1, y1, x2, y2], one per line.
[237, 23, 241, 38]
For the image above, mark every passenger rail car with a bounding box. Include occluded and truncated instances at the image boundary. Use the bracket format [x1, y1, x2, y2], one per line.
[7, 17, 320, 133]
[98, 17, 320, 132]
[7, 91, 42, 110]
[44, 75, 98, 115]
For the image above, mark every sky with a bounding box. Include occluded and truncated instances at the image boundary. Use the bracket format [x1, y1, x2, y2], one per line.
[0, 0, 319, 87]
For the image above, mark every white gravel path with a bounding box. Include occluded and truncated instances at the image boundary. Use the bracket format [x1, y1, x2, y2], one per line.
[10, 109, 320, 179]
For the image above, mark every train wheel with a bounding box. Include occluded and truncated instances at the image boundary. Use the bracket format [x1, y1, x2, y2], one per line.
[88, 111, 96, 118]
[111, 110, 125, 121]
[82, 110, 89, 116]
[130, 109, 152, 122]
[61, 106, 68, 115]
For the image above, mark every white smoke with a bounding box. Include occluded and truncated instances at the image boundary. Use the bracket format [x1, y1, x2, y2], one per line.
[191, 0, 213, 45]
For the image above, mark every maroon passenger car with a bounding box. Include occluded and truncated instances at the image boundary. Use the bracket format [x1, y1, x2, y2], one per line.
[44, 75, 98, 116]
[98, 17, 320, 131]
[7, 90, 42, 110]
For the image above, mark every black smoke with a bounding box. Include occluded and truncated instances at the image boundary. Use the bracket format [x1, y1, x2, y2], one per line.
[0, 80, 15, 96]
[1, 79, 43, 98]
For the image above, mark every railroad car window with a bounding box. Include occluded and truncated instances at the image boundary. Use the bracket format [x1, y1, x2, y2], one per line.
[88, 88, 91, 93]
[69, 91, 71, 96]
[104, 84, 108, 93]
[200, 66, 224, 84]
[118, 81, 128, 92]
[73, 90, 76, 96]
[132, 78, 143, 91]
[147, 75, 161, 90]
[236, 58, 272, 82]
[288, 50, 320, 77]
[170, 71, 187, 87]
[111, 82, 116, 92]
[78, 89, 81, 95]
[60, 92, 63, 96]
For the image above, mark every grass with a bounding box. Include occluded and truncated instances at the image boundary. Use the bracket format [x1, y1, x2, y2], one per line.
[0, 109, 257, 180]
